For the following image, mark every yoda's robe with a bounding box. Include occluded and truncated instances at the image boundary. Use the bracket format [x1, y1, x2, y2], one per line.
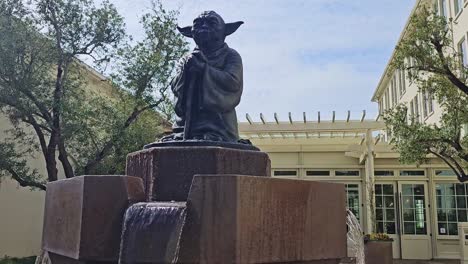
[171, 43, 243, 142]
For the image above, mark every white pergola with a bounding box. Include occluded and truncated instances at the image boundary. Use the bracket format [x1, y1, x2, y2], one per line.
[239, 111, 385, 146]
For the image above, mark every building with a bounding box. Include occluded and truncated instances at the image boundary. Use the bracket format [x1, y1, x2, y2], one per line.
[240, 0, 468, 260]
[0, 64, 122, 258]
[1, 0, 467, 261]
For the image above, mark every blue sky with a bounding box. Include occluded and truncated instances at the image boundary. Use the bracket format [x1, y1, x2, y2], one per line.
[111, 0, 415, 122]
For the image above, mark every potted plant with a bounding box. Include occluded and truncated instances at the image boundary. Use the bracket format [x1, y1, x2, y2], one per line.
[364, 233, 393, 264]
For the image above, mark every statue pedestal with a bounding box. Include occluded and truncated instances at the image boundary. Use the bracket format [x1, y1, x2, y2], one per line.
[41, 176, 145, 262]
[126, 145, 271, 201]
[178, 175, 347, 264]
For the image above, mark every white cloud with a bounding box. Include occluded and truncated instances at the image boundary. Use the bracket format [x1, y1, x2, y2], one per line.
[109, 0, 416, 121]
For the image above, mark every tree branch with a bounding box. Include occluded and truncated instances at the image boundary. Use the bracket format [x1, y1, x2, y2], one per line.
[83, 98, 165, 174]
[432, 40, 468, 95]
[6, 168, 46, 190]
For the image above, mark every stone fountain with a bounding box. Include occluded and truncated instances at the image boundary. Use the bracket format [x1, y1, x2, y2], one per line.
[40, 11, 348, 264]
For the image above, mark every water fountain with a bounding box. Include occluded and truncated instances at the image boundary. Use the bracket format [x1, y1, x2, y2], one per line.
[40, 11, 349, 264]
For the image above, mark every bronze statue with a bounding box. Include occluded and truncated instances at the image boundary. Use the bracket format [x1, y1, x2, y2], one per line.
[162, 11, 244, 143]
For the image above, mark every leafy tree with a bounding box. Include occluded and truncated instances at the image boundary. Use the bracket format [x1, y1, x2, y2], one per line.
[385, 6, 468, 181]
[0, 0, 187, 190]
[392, 6, 468, 95]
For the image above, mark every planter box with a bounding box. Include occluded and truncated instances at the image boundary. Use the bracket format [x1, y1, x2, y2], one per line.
[364, 241, 393, 264]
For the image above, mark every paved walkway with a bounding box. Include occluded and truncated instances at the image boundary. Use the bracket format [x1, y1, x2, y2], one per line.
[394, 260, 458, 264]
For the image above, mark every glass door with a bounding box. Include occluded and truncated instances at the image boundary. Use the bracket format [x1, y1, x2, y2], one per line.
[375, 183, 400, 259]
[398, 182, 432, 260]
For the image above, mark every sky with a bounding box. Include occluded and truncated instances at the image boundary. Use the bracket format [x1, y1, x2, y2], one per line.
[108, 0, 416, 122]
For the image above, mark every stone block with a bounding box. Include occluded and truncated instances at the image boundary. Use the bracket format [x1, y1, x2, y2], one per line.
[178, 175, 347, 264]
[42, 176, 145, 261]
[126, 147, 271, 201]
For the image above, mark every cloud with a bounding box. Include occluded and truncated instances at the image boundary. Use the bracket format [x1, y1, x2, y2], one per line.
[109, 0, 415, 121]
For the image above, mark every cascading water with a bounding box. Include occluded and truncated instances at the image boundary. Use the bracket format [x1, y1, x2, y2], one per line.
[119, 202, 187, 264]
[346, 209, 365, 264]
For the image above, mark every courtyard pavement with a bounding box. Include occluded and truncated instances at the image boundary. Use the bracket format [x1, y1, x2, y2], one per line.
[394, 260, 459, 264]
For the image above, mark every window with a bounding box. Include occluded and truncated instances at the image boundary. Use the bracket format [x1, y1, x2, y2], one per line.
[306, 170, 330, 176]
[375, 170, 395, 176]
[422, 90, 434, 116]
[459, 37, 468, 67]
[336, 170, 360, 176]
[414, 95, 420, 123]
[273, 170, 297, 177]
[399, 69, 406, 96]
[379, 99, 383, 115]
[391, 75, 398, 106]
[409, 101, 415, 122]
[454, 0, 463, 15]
[440, 0, 449, 18]
[375, 184, 396, 234]
[427, 90, 434, 114]
[385, 89, 390, 111]
[422, 90, 431, 118]
[402, 184, 427, 235]
[346, 184, 360, 221]
[435, 169, 456, 176]
[436, 183, 468, 235]
[400, 170, 425, 176]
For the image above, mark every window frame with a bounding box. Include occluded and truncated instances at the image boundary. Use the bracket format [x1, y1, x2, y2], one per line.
[459, 37, 468, 67]
[335, 170, 360, 177]
[306, 170, 331, 177]
[414, 94, 420, 123]
[375, 183, 397, 234]
[272, 169, 298, 177]
[435, 182, 468, 237]
[399, 69, 406, 97]
[345, 183, 362, 223]
[454, 0, 464, 16]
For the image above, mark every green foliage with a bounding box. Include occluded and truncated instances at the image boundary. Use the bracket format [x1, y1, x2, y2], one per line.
[364, 233, 393, 242]
[385, 6, 468, 181]
[0, 0, 188, 188]
[0, 256, 36, 264]
[391, 6, 468, 94]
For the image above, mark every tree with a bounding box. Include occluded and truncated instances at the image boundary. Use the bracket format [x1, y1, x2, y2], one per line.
[385, 6, 468, 182]
[392, 6, 468, 95]
[0, 0, 188, 190]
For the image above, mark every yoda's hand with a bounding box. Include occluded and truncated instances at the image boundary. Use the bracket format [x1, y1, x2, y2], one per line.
[188, 56, 205, 73]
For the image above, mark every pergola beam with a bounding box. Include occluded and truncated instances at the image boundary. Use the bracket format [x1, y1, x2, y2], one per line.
[246, 113, 253, 124]
[260, 113, 266, 124]
[274, 113, 279, 124]
[360, 110, 366, 122]
[238, 121, 385, 133]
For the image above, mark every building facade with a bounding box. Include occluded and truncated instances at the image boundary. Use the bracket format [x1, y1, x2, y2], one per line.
[371, 0, 468, 259]
[241, 0, 468, 260]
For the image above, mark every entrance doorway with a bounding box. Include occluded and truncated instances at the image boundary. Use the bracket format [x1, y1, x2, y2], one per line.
[375, 182, 432, 260]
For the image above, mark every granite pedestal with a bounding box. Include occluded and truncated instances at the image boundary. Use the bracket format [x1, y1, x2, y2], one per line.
[41, 176, 145, 262]
[126, 146, 271, 201]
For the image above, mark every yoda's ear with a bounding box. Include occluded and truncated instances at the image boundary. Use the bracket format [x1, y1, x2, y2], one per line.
[177, 26, 193, 38]
[225, 21, 244, 36]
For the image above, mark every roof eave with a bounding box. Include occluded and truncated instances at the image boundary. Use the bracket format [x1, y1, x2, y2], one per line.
[371, 0, 426, 102]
